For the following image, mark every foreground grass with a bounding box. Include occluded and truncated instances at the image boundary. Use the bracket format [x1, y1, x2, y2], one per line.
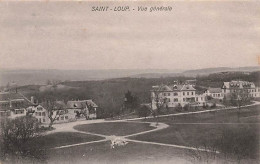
[30, 132, 104, 149]
[74, 122, 155, 136]
[47, 141, 193, 164]
[130, 105, 260, 162]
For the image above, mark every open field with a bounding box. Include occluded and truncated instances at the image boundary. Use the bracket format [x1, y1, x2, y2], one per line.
[74, 122, 155, 136]
[47, 141, 195, 164]
[30, 132, 104, 149]
[129, 105, 260, 162]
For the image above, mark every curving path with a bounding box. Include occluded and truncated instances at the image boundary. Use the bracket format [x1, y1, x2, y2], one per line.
[49, 101, 260, 153]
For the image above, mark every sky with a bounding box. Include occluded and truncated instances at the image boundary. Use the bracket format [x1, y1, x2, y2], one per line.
[0, 1, 259, 70]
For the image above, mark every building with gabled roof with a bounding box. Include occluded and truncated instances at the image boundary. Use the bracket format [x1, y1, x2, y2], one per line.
[67, 100, 98, 119]
[222, 80, 260, 98]
[0, 91, 34, 119]
[205, 88, 224, 99]
[151, 84, 206, 110]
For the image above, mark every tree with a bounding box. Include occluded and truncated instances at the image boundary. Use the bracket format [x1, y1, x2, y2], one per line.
[124, 90, 139, 112]
[137, 105, 151, 118]
[230, 89, 250, 122]
[176, 103, 182, 112]
[0, 116, 46, 163]
[42, 100, 65, 128]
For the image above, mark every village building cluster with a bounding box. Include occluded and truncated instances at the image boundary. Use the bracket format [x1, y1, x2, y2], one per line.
[0, 90, 98, 125]
[151, 80, 260, 110]
[1, 80, 259, 123]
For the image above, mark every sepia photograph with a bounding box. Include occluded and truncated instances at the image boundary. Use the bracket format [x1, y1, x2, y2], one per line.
[0, 0, 259, 163]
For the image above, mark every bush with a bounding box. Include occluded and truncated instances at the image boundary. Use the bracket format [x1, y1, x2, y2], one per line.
[211, 103, 216, 108]
[183, 104, 190, 111]
[0, 116, 46, 163]
[175, 103, 182, 112]
[137, 105, 151, 118]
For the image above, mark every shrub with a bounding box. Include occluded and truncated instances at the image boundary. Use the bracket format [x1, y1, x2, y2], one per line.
[175, 103, 182, 112]
[137, 105, 151, 118]
[183, 104, 190, 111]
[0, 116, 46, 163]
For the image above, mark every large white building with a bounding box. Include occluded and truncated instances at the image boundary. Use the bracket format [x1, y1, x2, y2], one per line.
[151, 84, 206, 110]
[222, 80, 260, 98]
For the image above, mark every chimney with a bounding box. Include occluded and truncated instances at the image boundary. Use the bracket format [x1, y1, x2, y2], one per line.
[31, 96, 35, 104]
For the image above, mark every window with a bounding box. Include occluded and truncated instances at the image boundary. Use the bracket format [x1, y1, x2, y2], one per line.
[65, 116, 68, 120]
[61, 116, 64, 120]
[174, 98, 178, 102]
[183, 92, 185, 96]
[168, 93, 170, 96]
[38, 118, 41, 123]
[164, 93, 166, 96]
[57, 117, 59, 121]
[43, 119, 45, 122]
[196, 97, 198, 101]
[174, 92, 178, 96]
[201, 97, 203, 101]
[187, 92, 189, 96]
[37, 107, 43, 111]
[191, 92, 194, 95]
[39, 112, 41, 116]
[183, 98, 185, 101]
[42, 112, 45, 116]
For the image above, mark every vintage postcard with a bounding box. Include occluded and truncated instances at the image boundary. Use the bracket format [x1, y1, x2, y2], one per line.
[0, 0, 259, 164]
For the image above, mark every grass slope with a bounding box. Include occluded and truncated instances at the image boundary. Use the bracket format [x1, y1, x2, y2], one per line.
[74, 122, 155, 136]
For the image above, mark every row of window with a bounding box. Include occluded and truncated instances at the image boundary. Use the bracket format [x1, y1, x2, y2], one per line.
[57, 116, 69, 121]
[35, 112, 46, 116]
[162, 92, 195, 96]
[0, 111, 11, 116]
[212, 93, 222, 97]
[38, 118, 46, 123]
[15, 110, 24, 114]
[165, 97, 204, 102]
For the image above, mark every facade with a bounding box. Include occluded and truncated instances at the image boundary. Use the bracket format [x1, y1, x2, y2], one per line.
[222, 80, 260, 98]
[0, 91, 33, 119]
[0, 91, 99, 124]
[205, 88, 224, 99]
[67, 100, 98, 119]
[151, 84, 206, 110]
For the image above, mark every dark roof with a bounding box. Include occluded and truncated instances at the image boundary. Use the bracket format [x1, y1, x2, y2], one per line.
[67, 100, 98, 109]
[67, 101, 87, 109]
[152, 84, 196, 92]
[0, 92, 34, 111]
[207, 88, 222, 93]
[40, 101, 67, 110]
[0, 92, 25, 101]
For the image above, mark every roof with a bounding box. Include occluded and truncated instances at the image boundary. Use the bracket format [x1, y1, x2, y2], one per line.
[67, 100, 98, 109]
[0, 92, 34, 111]
[0, 92, 25, 101]
[85, 100, 98, 108]
[222, 81, 255, 89]
[40, 101, 67, 110]
[152, 84, 196, 92]
[67, 101, 87, 109]
[207, 88, 222, 93]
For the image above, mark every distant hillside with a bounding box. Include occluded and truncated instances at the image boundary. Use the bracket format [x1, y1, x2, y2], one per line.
[130, 66, 260, 78]
[183, 66, 260, 77]
[0, 66, 258, 86]
[0, 69, 178, 86]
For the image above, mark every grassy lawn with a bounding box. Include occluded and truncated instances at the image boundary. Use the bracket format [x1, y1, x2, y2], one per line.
[129, 105, 260, 162]
[143, 105, 260, 124]
[74, 122, 155, 136]
[47, 141, 194, 164]
[29, 132, 104, 149]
